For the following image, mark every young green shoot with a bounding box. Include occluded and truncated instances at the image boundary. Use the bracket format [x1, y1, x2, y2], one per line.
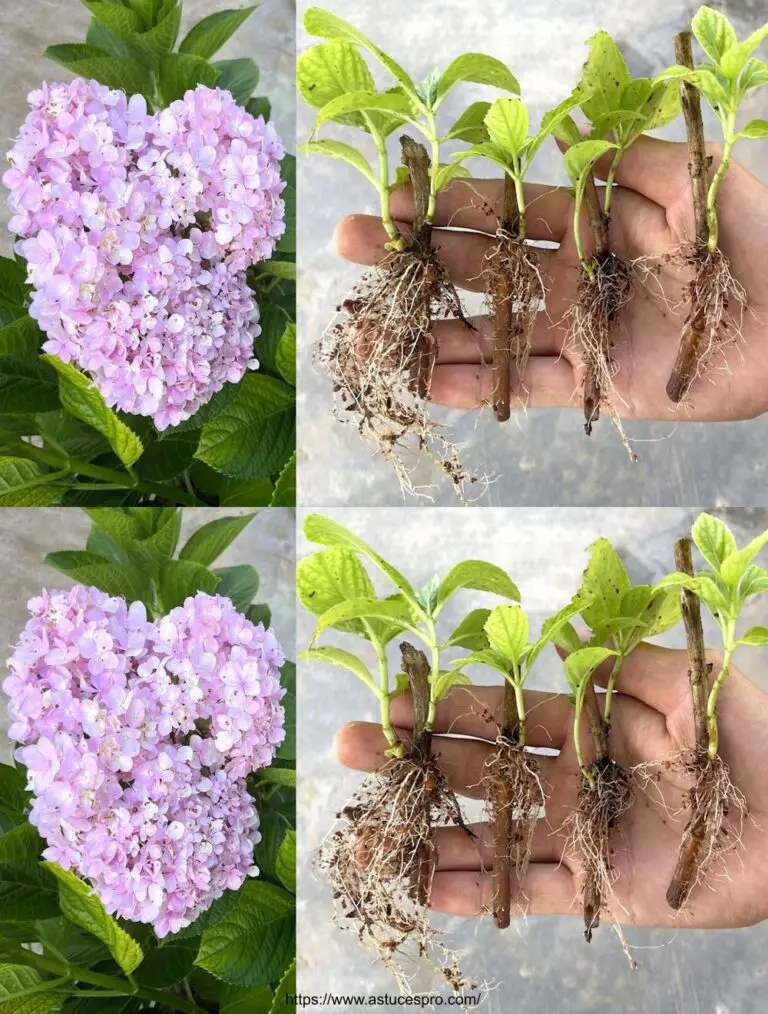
[659, 7, 768, 253]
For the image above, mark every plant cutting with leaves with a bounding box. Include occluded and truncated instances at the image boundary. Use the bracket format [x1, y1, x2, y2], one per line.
[450, 599, 584, 930]
[451, 94, 580, 422]
[560, 539, 680, 948]
[0, 0, 296, 509]
[298, 512, 520, 989]
[658, 513, 768, 913]
[558, 32, 680, 444]
[0, 507, 296, 1012]
[298, 6, 522, 499]
[657, 7, 768, 404]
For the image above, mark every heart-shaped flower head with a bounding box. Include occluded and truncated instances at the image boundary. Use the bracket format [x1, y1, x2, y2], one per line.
[4, 78, 286, 430]
[4, 584, 286, 937]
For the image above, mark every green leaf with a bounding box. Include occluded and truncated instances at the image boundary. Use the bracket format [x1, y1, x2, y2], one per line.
[158, 560, 220, 610]
[0, 964, 61, 1014]
[179, 5, 257, 60]
[527, 599, 588, 668]
[445, 102, 491, 143]
[577, 30, 631, 126]
[434, 163, 470, 193]
[137, 938, 198, 988]
[169, 383, 239, 435]
[739, 565, 768, 600]
[657, 572, 730, 616]
[315, 90, 415, 130]
[0, 257, 29, 308]
[0, 356, 59, 414]
[138, 431, 199, 481]
[196, 880, 294, 986]
[275, 323, 296, 387]
[739, 626, 768, 646]
[432, 669, 471, 700]
[158, 53, 220, 103]
[44, 862, 143, 974]
[215, 58, 260, 105]
[435, 52, 520, 104]
[741, 58, 768, 92]
[179, 513, 256, 566]
[0, 767, 30, 817]
[221, 985, 275, 1014]
[738, 118, 768, 139]
[0, 458, 60, 507]
[86, 16, 133, 59]
[577, 537, 631, 631]
[562, 139, 617, 188]
[313, 597, 414, 640]
[484, 604, 528, 664]
[218, 477, 273, 506]
[720, 22, 768, 80]
[44, 550, 151, 603]
[303, 6, 416, 98]
[563, 645, 616, 692]
[297, 547, 373, 634]
[247, 95, 271, 120]
[82, 1, 143, 39]
[43, 45, 152, 96]
[296, 41, 374, 123]
[0, 319, 41, 357]
[720, 529, 768, 588]
[269, 961, 295, 1014]
[275, 831, 295, 894]
[165, 891, 239, 943]
[299, 140, 376, 187]
[132, 2, 182, 62]
[303, 513, 415, 601]
[444, 608, 491, 650]
[484, 97, 529, 159]
[691, 512, 737, 570]
[0, 825, 44, 863]
[692, 6, 738, 63]
[43, 356, 143, 467]
[276, 660, 295, 761]
[300, 646, 378, 695]
[214, 565, 259, 611]
[270, 453, 295, 507]
[658, 65, 729, 110]
[196, 374, 295, 480]
[0, 863, 60, 921]
[435, 560, 520, 613]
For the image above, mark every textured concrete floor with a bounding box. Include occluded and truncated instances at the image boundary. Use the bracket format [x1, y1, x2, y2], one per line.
[0, 0, 296, 253]
[297, 0, 768, 507]
[0, 507, 296, 764]
[297, 507, 768, 1012]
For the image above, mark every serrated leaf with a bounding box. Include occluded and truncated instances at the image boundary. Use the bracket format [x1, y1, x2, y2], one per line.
[0, 458, 60, 507]
[297, 40, 374, 126]
[563, 645, 616, 692]
[219, 477, 273, 506]
[0, 318, 41, 357]
[196, 373, 295, 480]
[158, 52, 220, 103]
[138, 430, 198, 481]
[0, 964, 60, 1014]
[0, 356, 59, 414]
[0, 863, 59, 921]
[44, 550, 151, 603]
[297, 547, 374, 634]
[720, 529, 768, 588]
[484, 97, 529, 157]
[196, 880, 294, 987]
[739, 626, 768, 646]
[434, 162, 470, 192]
[275, 831, 295, 894]
[657, 571, 730, 615]
[315, 90, 415, 130]
[82, 1, 143, 39]
[527, 599, 588, 668]
[179, 513, 255, 566]
[313, 596, 413, 640]
[270, 452, 295, 507]
[720, 22, 768, 80]
[563, 138, 617, 188]
[692, 6, 738, 63]
[136, 938, 198, 988]
[0, 825, 44, 863]
[577, 30, 631, 126]
[43, 356, 142, 467]
[577, 538, 631, 631]
[299, 140, 376, 187]
[179, 6, 257, 60]
[214, 565, 259, 611]
[445, 102, 491, 143]
[692, 512, 737, 570]
[432, 669, 471, 700]
[44, 863, 142, 973]
[739, 118, 768, 139]
[484, 604, 528, 664]
[658, 65, 729, 110]
[444, 608, 491, 650]
[300, 646, 378, 695]
[215, 58, 260, 105]
[436, 560, 520, 613]
[436, 52, 520, 104]
[43, 45, 152, 96]
[158, 560, 220, 610]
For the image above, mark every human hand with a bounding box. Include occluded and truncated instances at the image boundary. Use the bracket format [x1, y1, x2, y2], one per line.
[334, 642, 768, 930]
[335, 136, 768, 423]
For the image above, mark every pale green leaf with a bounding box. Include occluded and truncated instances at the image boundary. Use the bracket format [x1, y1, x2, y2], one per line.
[436, 560, 520, 613]
[0, 458, 60, 507]
[484, 97, 529, 158]
[300, 646, 378, 695]
[484, 604, 528, 664]
[692, 512, 737, 570]
[692, 6, 738, 62]
[435, 52, 520, 104]
[300, 140, 377, 187]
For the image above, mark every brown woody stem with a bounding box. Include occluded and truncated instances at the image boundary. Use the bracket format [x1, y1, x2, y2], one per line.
[493, 174, 521, 424]
[399, 641, 432, 757]
[582, 177, 610, 432]
[673, 537, 710, 754]
[493, 680, 521, 929]
[666, 31, 712, 404]
[400, 135, 432, 248]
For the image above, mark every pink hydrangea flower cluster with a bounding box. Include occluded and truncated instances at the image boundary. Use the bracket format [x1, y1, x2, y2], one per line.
[4, 584, 286, 937]
[4, 78, 286, 429]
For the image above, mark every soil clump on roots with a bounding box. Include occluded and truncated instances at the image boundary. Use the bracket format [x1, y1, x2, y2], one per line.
[317, 136, 477, 499]
[317, 643, 473, 991]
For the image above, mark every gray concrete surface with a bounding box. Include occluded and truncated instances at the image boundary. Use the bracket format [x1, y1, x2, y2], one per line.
[0, 507, 296, 764]
[297, 507, 768, 1011]
[297, 0, 768, 507]
[0, 0, 296, 252]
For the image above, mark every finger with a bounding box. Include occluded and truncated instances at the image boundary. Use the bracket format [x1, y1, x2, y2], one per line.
[589, 134, 692, 212]
[334, 721, 559, 799]
[390, 685, 572, 750]
[433, 311, 567, 364]
[429, 357, 576, 410]
[433, 821, 562, 871]
[429, 864, 575, 917]
[590, 642, 694, 716]
[335, 214, 556, 292]
[390, 178, 571, 242]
